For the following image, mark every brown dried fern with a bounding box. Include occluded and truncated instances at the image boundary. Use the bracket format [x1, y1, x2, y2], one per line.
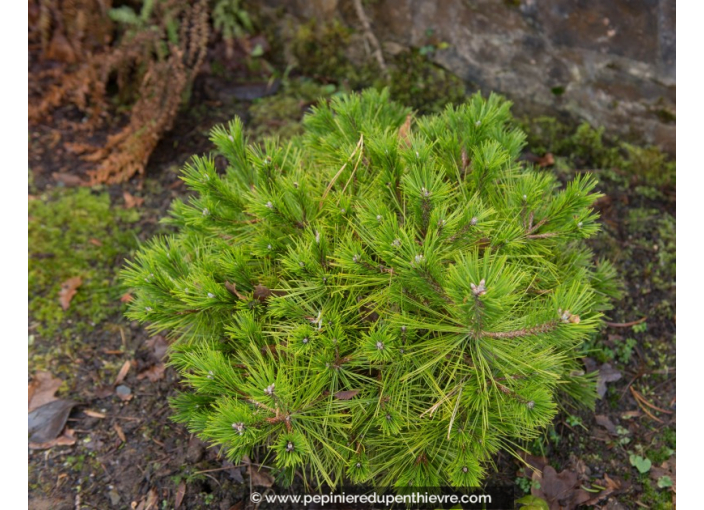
[29, 0, 210, 184]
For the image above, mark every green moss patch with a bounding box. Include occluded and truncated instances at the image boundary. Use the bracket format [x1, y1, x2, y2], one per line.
[29, 187, 141, 338]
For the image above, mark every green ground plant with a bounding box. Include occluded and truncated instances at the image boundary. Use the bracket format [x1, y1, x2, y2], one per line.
[124, 89, 619, 488]
[29, 188, 140, 338]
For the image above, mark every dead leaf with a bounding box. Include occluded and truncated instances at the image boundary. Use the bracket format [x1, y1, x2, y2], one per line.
[114, 423, 126, 443]
[29, 428, 77, 450]
[137, 363, 166, 382]
[146, 336, 169, 361]
[174, 481, 186, 509]
[59, 277, 82, 310]
[398, 113, 413, 148]
[253, 284, 286, 302]
[84, 410, 106, 418]
[28, 371, 63, 412]
[52, 172, 85, 187]
[123, 192, 144, 209]
[595, 415, 618, 435]
[583, 473, 628, 506]
[114, 360, 131, 385]
[532, 465, 590, 510]
[136, 488, 158, 510]
[334, 389, 360, 400]
[89, 238, 103, 247]
[29, 399, 77, 443]
[597, 363, 622, 398]
[537, 152, 555, 167]
[245, 459, 275, 487]
[120, 293, 133, 303]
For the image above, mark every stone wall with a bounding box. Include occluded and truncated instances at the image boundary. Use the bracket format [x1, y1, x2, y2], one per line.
[268, 0, 676, 152]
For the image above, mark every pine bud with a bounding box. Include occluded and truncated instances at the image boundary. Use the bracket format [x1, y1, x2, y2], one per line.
[470, 279, 487, 296]
[264, 383, 275, 395]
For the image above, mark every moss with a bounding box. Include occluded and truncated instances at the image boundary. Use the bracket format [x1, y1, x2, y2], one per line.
[28, 187, 141, 339]
[521, 117, 674, 187]
[247, 78, 337, 141]
[639, 476, 674, 509]
[289, 18, 377, 87]
[285, 19, 464, 114]
[386, 49, 466, 114]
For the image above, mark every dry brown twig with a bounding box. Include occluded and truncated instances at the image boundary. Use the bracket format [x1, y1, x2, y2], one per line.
[352, 0, 389, 79]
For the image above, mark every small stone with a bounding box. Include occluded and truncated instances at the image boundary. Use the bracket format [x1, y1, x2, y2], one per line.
[115, 385, 132, 401]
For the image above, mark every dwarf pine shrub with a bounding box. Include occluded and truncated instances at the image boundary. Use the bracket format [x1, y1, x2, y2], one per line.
[124, 89, 619, 488]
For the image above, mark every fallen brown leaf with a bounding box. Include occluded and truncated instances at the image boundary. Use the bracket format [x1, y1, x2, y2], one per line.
[595, 414, 618, 435]
[52, 172, 85, 187]
[114, 423, 126, 443]
[83, 410, 106, 419]
[532, 465, 591, 510]
[29, 428, 77, 450]
[123, 191, 144, 209]
[88, 238, 103, 247]
[537, 152, 555, 167]
[137, 363, 166, 382]
[246, 461, 275, 487]
[398, 113, 413, 149]
[114, 360, 131, 385]
[174, 481, 186, 509]
[146, 335, 169, 361]
[135, 488, 158, 510]
[29, 400, 77, 443]
[58, 276, 82, 310]
[29, 371, 63, 412]
[596, 363, 622, 398]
